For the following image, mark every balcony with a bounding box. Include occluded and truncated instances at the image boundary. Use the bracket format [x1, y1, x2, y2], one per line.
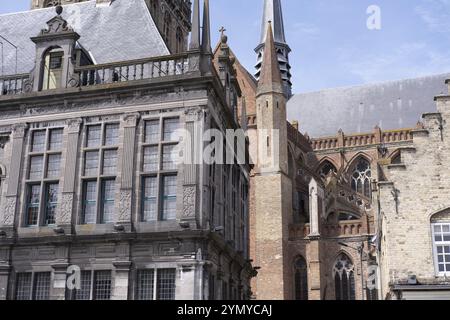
[0, 74, 31, 96]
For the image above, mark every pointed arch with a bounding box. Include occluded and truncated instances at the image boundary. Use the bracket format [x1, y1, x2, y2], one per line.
[333, 252, 356, 300]
[388, 149, 402, 164]
[346, 154, 372, 198]
[317, 158, 338, 179]
[293, 256, 308, 300]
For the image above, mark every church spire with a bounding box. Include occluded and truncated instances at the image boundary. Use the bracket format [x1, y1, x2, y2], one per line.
[255, 0, 292, 99]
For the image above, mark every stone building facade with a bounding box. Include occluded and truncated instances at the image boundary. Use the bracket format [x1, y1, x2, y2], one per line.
[0, 0, 253, 300]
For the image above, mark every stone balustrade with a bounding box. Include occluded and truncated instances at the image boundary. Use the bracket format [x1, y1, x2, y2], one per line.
[0, 74, 31, 96]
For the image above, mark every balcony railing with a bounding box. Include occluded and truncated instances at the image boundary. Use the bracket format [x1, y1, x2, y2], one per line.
[74, 54, 190, 88]
[0, 74, 30, 96]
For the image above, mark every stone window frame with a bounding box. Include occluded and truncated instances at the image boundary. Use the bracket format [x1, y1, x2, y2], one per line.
[79, 122, 120, 225]
[431, 221, 450, 277]
[66, 269, 112, 301]
[293, 256, 308, 300]
[14, 271, 52, 300]
[134, 268, 177, 301]
[349, 157, 372, 198]
[138, 116, 180, 223]
[22, 127, 64, 227]
[333, 253, 356, 300]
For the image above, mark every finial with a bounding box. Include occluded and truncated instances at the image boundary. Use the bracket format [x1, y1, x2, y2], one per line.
[219, 26, 227, 44]
[56, 5, 63, 16]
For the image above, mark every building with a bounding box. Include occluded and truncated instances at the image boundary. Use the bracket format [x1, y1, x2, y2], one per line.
[0, 0, 253, 300]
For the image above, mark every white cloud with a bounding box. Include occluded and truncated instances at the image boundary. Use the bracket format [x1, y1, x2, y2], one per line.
[415, 0, 450, 33]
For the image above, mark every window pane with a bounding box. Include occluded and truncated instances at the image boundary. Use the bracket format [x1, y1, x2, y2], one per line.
[83, 181, 97, 224]
[32, 131, 46, 152]
[143, 177, 157, 222]
[87, 125, 101, 148]
[443, 225, 450, 233]
[156, 269, 176, 300]
[102, 150, 117, 175]
[105, 124, 119, 146]
[94, 271, 111, 300]
[49, 129, 63, 151]
[84, 151, 99, 176]
[29, 156, 44, 180]
[143, 146, 159, 172]
[145, 120, 160, 144]
[101, 180, 115, 223]
[15, 273, 32, 300]
[26, 185, 41, 226]
[163, 118, 180, 141]
[44, 183, 58, 226]
[33, 272, 51, 300]
[74, 271, 92, 300]
[162, 145, 178, 170]
[435, 225, 442, 233]
[46, 154, 61, 179]
[162, 175, 177, 221]
[137, 270, 154, 300]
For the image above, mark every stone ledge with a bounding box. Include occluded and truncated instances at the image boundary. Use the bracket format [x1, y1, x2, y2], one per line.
[387, 164, 407, 170]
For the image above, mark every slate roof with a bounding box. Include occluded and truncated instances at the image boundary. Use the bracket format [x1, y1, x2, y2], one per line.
[287, 73, 450, 137]
[0, 0, 169, 76]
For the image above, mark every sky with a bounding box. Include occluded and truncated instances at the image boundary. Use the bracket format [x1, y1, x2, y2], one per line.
[1, 0, 450, 93]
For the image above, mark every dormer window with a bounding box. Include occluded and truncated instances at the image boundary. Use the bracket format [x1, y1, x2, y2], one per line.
[42, 48, 64, 90]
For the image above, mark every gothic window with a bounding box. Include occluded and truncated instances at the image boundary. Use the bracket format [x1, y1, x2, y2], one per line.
[350, 158, 372, 198]
[334, 253, 356, 300]
[319, 160, 337, 179]
[25, 128, 63, 227]
[81, 123, 119, 224]
[42, 48, 64, 91]
[294, 257, 308, 300]
[141, 118, 180, 222]
[431, 212, 450, 276]
[44, 0, 61, 7]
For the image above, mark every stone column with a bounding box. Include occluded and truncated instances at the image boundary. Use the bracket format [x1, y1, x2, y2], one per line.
[51, 263, 69, 300]
[116, 113, 139, 230]
[1, 123, 27, 234]
[308, 178, 322, 237]
[0, 265, 10, 300]
[58, 119, 82, 233]
[112, 261, 132, 300]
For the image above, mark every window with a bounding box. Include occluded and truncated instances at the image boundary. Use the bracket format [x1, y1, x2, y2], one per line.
[351, 158, 372, 198]
[163, 11, 172, 43]
[294, 257, 308, 300]
[25, 128, 63, 227]
[42, 48, 64, 90]
[93, 271, 112, 300]
[136, 269, 176, 300]
[334, 254, 355, 300]
[319, 160, 337, 179]
[81, 123, 119, 224]
[15, 272, 51, 300]
[141, 118, 180, 222]
[67, 270, 111, 301]
[432, 223, 450, 275]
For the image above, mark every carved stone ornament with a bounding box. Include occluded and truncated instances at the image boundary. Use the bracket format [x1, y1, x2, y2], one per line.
[12, 123, 27, 139]
[118, 190, 132, 222]
[2, 197, 16, 226]
[182, 186, 196, 218]
[41, 15, 72, 35]
[122, 113, 140, 128]
[184, 107, 204, 122]
[66, 118, 82, 134]
[57, 193, 74, 225]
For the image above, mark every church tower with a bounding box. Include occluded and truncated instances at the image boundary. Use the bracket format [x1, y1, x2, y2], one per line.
[31, 0, 192, 54]
[252, 22, 292, 300]
[255, 0, 292, 99]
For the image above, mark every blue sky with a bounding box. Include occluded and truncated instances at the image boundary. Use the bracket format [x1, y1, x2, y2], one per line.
[2, 0, 450, 93]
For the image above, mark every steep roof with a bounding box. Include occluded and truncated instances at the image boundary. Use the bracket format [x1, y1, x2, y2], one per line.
[259, 0, 287, 45]
[287, 73, 450, 137]
[0, 0, 169, 76]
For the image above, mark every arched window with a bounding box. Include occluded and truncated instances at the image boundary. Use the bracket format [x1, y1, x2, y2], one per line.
[42, 47, 64, 91]
[319, 160, 337, 179]
[334, 253, 355, 300]
[351, 158, 371, 198]
[431, 210, 450, 276]
[175, 27, 183, 53]
[44, 0, 61, 7]
[163, 11, 172, 43]
[294, 257, 308, 300]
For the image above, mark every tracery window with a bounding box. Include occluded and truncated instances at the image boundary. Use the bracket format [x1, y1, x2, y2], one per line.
[294, 257, 308, 300]
[351, 158, 371, 198]
[334, 253, 356, 300]
[319, 160, 337, 179]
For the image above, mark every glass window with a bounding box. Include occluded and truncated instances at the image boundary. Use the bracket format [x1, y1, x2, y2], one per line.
[49, 129, 63, 151]
[162, 145, 178, 170]
[351, 158, 372, 198]
[33, 272, 51, 300]
[102, 150, 117, 175]
[29, 156, 44, 180]
[74, 271, 92, 300]
[104, 124, 119, 146]
[26, 185, 41, 226]
[136, 270, 155, 300]
[433, 223, 450, 275]
[143, 146, 159, 172]
[163, 118, 180, 142]
[162, 175, 177, 221]
[93, 271, 111, 301]
[44, 183, 58, 226]
[31, 131, 46, 152]
[15, 273, 32, 300]
[83, 181, 97, 224]
[84, 151, 99, 176]
[294, 257, 308, 300]
[334, 254, 355, 300]
[145, 120, 160, 144]
[143, 177, 158, 222]
[101, 180, 115, 223]
[156, 269, 176, 300]
[46, 154, 61, 179]
[87, 125, 102, 148]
